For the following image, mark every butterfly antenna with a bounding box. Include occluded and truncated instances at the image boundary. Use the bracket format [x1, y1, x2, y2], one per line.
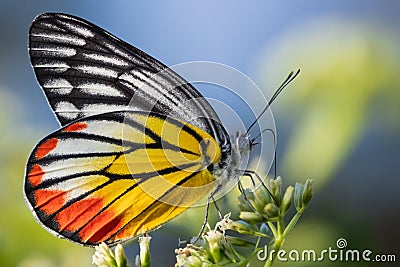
[249, 128, 277, 179]
[250, 128, 274, 144]
[246, 69, 300, 134]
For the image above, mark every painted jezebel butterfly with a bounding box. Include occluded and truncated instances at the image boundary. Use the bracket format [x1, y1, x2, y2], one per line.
[24, 13, 298, 246]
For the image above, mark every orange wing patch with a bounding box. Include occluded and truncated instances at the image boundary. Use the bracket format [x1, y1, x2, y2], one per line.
[64, 122, 88, 132]
[35, 138, 58, 159]
[28, 164, 44, 187]
[56, 197, 104, 232]
[34, 189, 67, 215]
[79, 210, 124, 244]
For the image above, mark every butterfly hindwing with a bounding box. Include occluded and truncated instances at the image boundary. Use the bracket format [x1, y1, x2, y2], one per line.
[24, 111, 220, 245]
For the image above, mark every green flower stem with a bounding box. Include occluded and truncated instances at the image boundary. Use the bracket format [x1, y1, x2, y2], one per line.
[283, 207, 305, 237]
[277, 216, 285, 237]
[264, 207, 306, 267]
[264, 216, 284, 267]
[266, 221, 278, 238]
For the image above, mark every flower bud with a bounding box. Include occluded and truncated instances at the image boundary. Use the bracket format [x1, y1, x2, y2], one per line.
[281, 186, 294, 215]
[269, 177, 282, 205]
[239, 211, 264, 223]
[92, 242, 117, 267]
[139, 235, 151, 267]
[241, 189, 255, 201]
[294, 182, 305, 211]
[237, 190, 256, 212]
[223, 219, 267, 237]
[253, 185, 271, 208]
[175, 246, 206, 267]
[115, 244, 128, 267]
[185, 255, 204, 266]
[134, 255, 140, 267]
[238, 202, 253, 212]
[302, 179, 313, 207]
[263, 203, 279, 219]
[204, 230, 224, 262]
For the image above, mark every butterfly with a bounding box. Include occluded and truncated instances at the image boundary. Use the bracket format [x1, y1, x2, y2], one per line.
[24, 13, 299, 246]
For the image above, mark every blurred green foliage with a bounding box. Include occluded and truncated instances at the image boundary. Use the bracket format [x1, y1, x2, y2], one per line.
[256, 18, 400, 266]
[0, 91, 92, 267]
[259, 18, 400, 188]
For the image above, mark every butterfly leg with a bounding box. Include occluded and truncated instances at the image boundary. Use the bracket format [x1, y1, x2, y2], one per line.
[237, 178, 283, 236]
[237, 177, 261, 215]
[239, 169, 278, 205]
[237, 172, 284, 236]
[211, 195, 223, 220]
[191, 197, 211, 244]
[191, 184, 223, 244]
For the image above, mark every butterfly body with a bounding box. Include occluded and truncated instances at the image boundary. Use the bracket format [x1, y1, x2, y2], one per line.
[25, 13, 252, 246]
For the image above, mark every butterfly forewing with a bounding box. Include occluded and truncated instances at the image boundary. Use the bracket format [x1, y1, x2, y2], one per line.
[24, 111, 220, 245]
[29, 13, 229, 149]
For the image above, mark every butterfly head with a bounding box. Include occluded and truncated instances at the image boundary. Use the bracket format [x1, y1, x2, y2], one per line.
[236, 132, 253, 154]
[218, 132, 251, 175]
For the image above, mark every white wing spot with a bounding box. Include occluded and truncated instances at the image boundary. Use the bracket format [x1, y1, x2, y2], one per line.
[34, 61, 69, 73]
[84, 120, 125, 139]
[38, 21, 64, 32]
[75, 65, 118, 78]
[119, 72, 145, 88]
[34, 62, 69, 69]
[55, 101, 80, 120]
[31, 32, 86, 46]
[43, 78, 73, 95]
[39, 158, 112, 183]
[103, 42, 133, 61]
[49, 138, 123, 156]
[82, 103, 127, 114]
[82, 53, 130, 67]
[58, 20, 95, 38]
[78, 83, 125, 97]
[31, 45, 76, 57]
[47, 175, 108, 201]
[123, 69, 170, 103]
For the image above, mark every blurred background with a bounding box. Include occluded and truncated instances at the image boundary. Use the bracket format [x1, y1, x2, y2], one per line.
[0, 1, 399, 266]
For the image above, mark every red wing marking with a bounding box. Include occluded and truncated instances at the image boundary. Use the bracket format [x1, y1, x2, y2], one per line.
[80, 211, 123, 243]
[56, 197, 103, 232]
[28, 164, 44, 187]
[35, 138, 58, 159]
[63, 122, 88, 132]
[34, 189, 67, 215]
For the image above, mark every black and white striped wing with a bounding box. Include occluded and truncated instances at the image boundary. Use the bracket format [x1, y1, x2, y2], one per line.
[29, 13, 229, 147]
